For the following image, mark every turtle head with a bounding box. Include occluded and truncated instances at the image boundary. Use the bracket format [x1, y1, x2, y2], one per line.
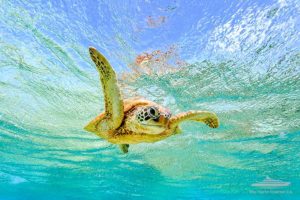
[127, 105, 172, 134]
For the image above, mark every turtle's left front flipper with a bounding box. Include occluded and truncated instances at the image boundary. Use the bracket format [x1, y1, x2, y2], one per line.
[169, 111, 219, 130]
[87, 47, 124, 132]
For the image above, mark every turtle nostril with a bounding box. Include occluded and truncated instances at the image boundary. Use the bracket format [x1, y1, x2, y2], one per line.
[165, 112, 171, 119]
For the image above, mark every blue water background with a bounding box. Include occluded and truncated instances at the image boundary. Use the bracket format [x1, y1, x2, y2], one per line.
[0, 0, 300, 199]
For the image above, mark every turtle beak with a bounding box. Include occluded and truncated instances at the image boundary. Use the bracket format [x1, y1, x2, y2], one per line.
[157, 115, 168, 126]
[148, 115, 167, 127]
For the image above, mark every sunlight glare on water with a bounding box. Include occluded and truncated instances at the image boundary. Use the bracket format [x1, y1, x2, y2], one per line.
[0, 0, 300, 199]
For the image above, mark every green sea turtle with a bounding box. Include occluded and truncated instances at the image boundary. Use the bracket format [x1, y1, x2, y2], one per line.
[84, 47, 219, 153]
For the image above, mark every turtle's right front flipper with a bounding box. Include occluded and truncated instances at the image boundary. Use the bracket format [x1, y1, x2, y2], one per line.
[169, 111, 219, 130]
[85, 47, 124, 132]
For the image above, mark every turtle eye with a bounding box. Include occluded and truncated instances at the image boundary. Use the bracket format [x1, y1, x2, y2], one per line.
[150, 108, 156, 115]
[148, 106, 160, 119]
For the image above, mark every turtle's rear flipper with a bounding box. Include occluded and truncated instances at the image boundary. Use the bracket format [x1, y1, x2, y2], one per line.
[119, 144, 130, 153]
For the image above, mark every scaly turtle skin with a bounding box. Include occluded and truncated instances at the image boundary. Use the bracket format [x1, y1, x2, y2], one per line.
[84, 47, 219, 153]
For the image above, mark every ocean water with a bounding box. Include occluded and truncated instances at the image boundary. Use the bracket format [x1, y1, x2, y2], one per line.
[0, 0, 300, 199]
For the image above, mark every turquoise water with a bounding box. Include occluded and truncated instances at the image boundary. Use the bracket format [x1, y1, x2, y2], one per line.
[0, 0, 300, 199]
